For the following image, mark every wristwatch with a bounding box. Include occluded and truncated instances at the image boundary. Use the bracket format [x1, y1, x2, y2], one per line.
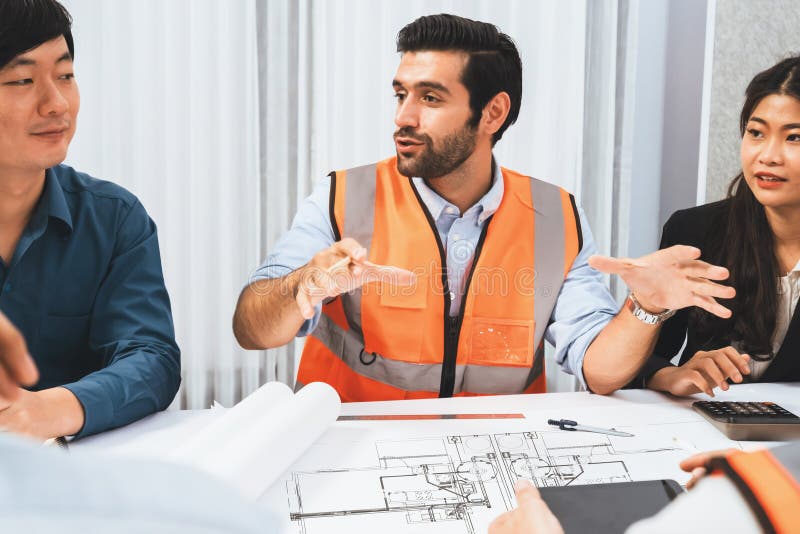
[625, 293, 676, 325]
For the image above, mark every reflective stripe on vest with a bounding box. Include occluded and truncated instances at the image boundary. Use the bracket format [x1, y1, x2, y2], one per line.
[337, 162, 376, 337]
[299, 157, 581, 400]
[709, 445, 800, 534]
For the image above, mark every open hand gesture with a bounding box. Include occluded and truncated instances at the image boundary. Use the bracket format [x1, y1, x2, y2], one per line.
[589, 245, 735, 318]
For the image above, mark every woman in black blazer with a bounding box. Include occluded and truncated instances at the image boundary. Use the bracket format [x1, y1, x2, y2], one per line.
[639, 55, 800, 396]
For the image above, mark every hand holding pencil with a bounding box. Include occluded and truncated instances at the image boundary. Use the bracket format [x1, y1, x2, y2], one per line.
[295, 238, 416, 319]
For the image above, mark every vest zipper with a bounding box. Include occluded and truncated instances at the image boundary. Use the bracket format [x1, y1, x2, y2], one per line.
[409, 180, 456, 397]
[444, 222, 491, 396]
[447, 315, 460, 369]
[408, 177, 493, 398]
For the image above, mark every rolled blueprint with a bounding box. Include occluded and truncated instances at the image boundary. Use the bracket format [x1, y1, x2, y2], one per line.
[187, 381, 341, 501]
[169, 381, 294, 466]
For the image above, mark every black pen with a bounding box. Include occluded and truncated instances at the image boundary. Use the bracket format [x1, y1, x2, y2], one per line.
[548, 418, 634, 437]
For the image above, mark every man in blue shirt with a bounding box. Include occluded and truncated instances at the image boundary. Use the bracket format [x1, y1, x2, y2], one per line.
[0, 0, 180, 438]
[0, 312, 271, 533]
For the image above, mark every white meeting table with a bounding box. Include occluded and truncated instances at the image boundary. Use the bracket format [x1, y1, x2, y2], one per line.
[73, 382, 800, 532]
[75, 382, 800, 456]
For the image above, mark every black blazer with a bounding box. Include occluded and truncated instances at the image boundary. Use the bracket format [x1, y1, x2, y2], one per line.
[629, 199, 800, 387]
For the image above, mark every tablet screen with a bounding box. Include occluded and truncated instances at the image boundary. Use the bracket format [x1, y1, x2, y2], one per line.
[538, 480, 683, 534]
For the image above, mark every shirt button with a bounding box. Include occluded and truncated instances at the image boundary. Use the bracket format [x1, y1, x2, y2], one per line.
[450, 291, 455, 299]
[453, 234, 461, 241]
[446, 207, 458, 215]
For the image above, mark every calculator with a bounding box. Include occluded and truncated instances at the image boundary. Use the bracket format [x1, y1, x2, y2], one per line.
[692, 401, 800, 441]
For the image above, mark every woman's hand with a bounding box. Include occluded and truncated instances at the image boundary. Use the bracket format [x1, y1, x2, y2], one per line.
[647, 346, 751, 396]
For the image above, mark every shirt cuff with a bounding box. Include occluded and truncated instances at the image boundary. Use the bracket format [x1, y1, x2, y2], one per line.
[248, 263, 293, 285]
[61, 380, 112, 438]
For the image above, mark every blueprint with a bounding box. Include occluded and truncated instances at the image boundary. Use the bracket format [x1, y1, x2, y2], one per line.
[281, 416, 738, 534]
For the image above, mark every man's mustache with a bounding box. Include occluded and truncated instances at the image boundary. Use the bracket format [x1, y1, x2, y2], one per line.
[393, 128, 430, 144]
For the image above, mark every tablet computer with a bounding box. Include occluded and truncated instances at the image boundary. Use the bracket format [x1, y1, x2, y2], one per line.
[538, 479, 683, 534]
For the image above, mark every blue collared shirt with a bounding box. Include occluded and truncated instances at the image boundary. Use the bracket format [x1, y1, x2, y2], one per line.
[0, 165, 180, 437]
[253, 161, 618, 387]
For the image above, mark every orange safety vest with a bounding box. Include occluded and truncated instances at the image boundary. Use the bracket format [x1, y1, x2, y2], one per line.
[297, 157, 582, 401]
[708, 445, 800, 534]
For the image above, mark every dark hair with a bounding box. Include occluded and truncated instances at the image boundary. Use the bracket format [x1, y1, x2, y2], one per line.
[396, 14, 522, 145]
[694, 56, 800, 358]
[0, 0, 74, 71]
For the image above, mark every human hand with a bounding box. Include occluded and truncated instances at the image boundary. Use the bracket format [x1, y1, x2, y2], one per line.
[679, 448, 741, 489]
[0, 311, 38, 404]
[488, 479, 564, 534]
[647, 346, 751, 396]
[295, 238, 416, 319]
[0, 386, 84, 439]
[588, 245, 735, 318]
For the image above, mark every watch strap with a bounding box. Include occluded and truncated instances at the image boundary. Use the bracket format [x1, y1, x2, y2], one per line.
[625, 293, 676, 325]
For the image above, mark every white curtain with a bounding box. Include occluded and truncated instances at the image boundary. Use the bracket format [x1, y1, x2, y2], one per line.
[62, 0, 262, 408]
[60, 0, 621, 404]
[307, 0, 588, 191]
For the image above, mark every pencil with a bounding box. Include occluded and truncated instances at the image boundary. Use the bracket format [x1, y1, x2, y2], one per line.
[326, 256, 351, 273]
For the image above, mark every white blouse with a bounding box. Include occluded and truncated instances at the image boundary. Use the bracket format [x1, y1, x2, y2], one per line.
[741, 260, 800, 380]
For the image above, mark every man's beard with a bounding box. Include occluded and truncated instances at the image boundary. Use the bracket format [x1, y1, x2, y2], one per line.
[395, 122, 478, 179]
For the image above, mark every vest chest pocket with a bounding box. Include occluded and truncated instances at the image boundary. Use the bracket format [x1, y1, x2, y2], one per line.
[362, 275, 429, 363]
[465, 318, 535, 367]
[377, 274, 428, 309]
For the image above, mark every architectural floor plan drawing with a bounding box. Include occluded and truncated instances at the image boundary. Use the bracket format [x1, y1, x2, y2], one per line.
[285, 429, 685, 534]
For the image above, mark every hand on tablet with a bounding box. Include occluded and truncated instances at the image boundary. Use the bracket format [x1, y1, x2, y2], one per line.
[488, 479, 564, 534]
